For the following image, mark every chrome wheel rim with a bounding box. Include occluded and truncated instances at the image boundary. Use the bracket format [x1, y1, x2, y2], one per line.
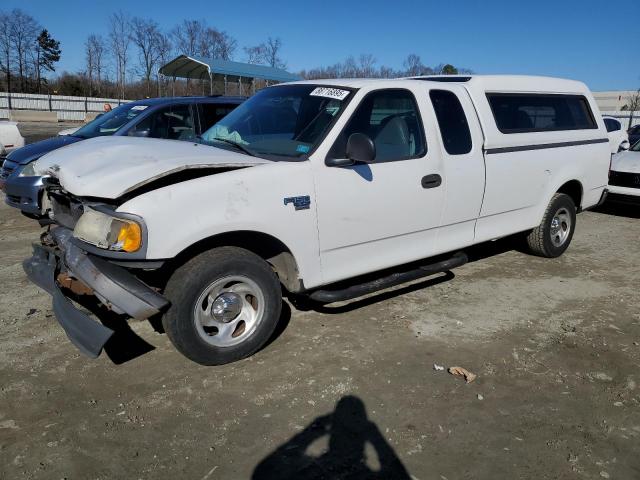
[193, 275, 265, 347]
[550, 207, 571, 247]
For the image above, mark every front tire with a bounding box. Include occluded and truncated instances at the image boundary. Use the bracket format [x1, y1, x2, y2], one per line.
[162, 247, 283, 365]
[526, 193, 576, 258]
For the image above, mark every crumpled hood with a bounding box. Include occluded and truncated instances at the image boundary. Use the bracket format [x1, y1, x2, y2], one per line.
[7, 135, 83, 165]
[611, 150, 640, 174]
[35, 136, 270, 199]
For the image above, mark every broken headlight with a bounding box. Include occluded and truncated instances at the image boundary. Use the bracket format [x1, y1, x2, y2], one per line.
[73, 208, 143, 253]
[18, 161, 38, 177]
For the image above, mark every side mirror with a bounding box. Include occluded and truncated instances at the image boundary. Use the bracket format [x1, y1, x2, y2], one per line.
[346, 133, 376, 163]
[129, 129, 150, 138]
[618, 143, 629, 152]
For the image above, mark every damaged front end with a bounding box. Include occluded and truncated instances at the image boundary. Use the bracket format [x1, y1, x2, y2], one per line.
[23, 189, 168, 358]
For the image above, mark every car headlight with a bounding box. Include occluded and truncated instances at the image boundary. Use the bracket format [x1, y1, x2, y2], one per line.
[73, 208, 143, 252]
[18, 162, 38, 177]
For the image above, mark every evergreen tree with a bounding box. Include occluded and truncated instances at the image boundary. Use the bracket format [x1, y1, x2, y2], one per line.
[35, 29, 61, 92]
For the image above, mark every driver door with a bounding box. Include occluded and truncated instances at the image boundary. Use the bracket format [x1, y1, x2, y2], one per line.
[311, 87, 446, 285]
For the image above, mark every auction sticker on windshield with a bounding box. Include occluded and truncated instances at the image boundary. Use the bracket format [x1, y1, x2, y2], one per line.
[310, 87, 350, 101]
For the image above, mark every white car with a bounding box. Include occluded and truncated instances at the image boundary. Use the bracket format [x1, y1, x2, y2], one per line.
[608, 141, 640, 203]
[603, 116, 630, 154]
[0, 121, 25, 158]
[27, 75, 610, 365]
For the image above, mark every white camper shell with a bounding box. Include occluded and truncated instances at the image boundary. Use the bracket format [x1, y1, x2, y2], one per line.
[27, 75, 610, 364]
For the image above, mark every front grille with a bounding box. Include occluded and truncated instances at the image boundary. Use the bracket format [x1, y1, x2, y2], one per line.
[610, 170, 640, 189]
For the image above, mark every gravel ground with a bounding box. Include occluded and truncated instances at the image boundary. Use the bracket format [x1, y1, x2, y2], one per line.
[1, 122, 639, 479]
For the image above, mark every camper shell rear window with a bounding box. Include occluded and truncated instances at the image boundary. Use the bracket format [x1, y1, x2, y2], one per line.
[487, 93, 597, 134]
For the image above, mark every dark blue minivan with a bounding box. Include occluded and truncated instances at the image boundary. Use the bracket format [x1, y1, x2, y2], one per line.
[0, 96, 244, 216]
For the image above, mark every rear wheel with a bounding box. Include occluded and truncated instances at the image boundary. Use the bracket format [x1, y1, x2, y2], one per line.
[526, 193, 576, 258]
[162, 247, 282, 365]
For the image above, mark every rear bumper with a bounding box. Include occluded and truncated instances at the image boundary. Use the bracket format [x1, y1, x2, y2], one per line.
[607, 192, 640, 206]
[607, 183, 640, 197]
[23, 228, 168, 358]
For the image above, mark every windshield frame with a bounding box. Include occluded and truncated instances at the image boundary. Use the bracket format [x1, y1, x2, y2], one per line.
[199, 84, 358, 162]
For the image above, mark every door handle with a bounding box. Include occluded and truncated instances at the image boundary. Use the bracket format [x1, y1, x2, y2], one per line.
[421, 174, 442, 189]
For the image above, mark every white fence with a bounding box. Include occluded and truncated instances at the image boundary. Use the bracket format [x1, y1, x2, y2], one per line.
[0, 92, 130, 122]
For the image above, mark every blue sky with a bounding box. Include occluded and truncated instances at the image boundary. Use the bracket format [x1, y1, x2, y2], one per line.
[4, 0, 638, 91]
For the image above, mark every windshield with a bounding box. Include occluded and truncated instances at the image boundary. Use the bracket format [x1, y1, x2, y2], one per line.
[631, 139, 640, 152]
[201, 84, 353, 158]
[73, 103, 150, 138]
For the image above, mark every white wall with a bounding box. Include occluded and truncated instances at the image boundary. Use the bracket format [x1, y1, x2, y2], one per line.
[0, 92, 130, 121]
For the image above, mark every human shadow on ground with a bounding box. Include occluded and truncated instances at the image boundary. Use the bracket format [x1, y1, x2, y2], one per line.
[65, 293, 156, 365]
[252, 395, 411, 480]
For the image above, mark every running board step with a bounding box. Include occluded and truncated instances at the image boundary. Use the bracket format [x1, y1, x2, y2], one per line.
[309, 251, 468, 304]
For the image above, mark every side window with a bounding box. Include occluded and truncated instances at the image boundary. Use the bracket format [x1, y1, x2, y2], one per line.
[132, 104, 195, 140]
[199, 103, 237, 132]
[604, 118, 621, 132]
[430, 90, 472, 155]
[330, 89, 426, 162]
[487, 94, 597, 133]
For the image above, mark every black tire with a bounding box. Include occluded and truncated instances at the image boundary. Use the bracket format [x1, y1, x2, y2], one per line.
[162, 247, 282, 365]
[526, 193, 576, 258]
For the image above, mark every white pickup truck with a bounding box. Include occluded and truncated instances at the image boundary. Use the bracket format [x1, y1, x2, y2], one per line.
[26, 76, 610, 365]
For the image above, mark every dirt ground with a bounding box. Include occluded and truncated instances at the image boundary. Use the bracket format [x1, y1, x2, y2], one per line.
[1, 122, 639, 479]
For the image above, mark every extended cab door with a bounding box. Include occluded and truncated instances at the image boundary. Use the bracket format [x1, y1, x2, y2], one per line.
[425, 86, 486, 252]
[311, 86, 446, 285]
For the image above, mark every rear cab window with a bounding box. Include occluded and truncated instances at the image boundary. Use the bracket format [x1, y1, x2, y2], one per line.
[430, 90, 472, 155]
[486, 93, 597, 133]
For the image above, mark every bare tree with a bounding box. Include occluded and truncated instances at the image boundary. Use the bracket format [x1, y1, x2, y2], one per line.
[171, 19, 205, 56]
[342, 56, 358, 78]
[244, 45, 265, 64]
[0, 11, 13, 92]
[84, 36, 95, 94]
[402, 54, 433, 77]
[214, 31, 236, 60]
[358, 54, 376, 77]
[130, 17, 165, 95]
[623, 88, 640, 129]
[109, 11, 131, 99]
[199, 27, 236, 60]
[9, 9, 39, 91]
[89, 35, 106, 95]
[263, 37, 285, 68]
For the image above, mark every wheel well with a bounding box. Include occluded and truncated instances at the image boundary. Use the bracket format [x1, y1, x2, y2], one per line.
[557, 180, 583, 210]
[170, 231, 302, 293]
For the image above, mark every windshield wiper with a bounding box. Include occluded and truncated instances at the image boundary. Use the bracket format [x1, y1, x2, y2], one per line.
[211, 137, 256, 157]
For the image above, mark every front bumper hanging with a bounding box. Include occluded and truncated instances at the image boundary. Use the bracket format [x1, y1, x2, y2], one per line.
[23, 227, 169, 358]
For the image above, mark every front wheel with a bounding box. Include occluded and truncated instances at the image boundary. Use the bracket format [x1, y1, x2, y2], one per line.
[526, 193, 576, 258]
[162, 247, 283, 365]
